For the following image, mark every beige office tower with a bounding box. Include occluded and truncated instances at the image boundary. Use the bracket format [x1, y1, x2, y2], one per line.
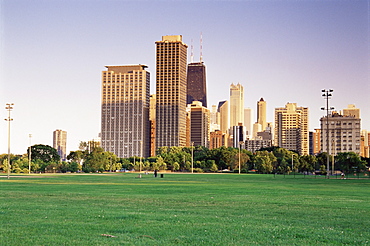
[210, 105, 220, 132]
[342, 104, 360, 118]
[53, 129, 67, 161]
[101, 65, 150, 158]
[274, 103, 309, 155]
[244, 108, 253, 137]
[218, 100, 229, 133]
[189, 101, 210, 147]
[312, 129, 321, 155]
[360, 130, 369, 158]
[155, 35, 188, 148]
[320, 112, 361, 155]
[257, 98, 267, 131]
[229, 83, 244, 127]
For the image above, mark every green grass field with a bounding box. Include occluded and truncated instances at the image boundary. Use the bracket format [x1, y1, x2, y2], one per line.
[1, 173, 369, 245]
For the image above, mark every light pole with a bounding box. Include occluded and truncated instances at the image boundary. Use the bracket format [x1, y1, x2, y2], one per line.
[28, 134, 32, 174]
[239, 141, 244, 174]
[332, 138, 335, 176]
[140, 140, 142, 173]
[5, 103, 14, 180]
[191, 142, 194, 173]
[291, 154, 295, 178]
[321, 89, 334, 179]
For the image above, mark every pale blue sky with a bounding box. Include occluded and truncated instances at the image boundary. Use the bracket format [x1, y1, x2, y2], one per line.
[1, 0, 369, 155]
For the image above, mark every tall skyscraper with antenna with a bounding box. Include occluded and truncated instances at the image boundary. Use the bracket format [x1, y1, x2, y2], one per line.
[187, 33, 207, 107]
[156, 35, 188, 148]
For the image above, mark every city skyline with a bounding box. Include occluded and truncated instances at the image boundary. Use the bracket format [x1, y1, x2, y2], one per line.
[1, 0, 369, 155]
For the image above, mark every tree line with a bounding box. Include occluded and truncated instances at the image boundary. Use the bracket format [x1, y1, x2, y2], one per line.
[0, 143, 369, 175]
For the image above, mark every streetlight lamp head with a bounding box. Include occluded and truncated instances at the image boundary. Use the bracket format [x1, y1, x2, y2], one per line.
[322, 94, 326, 96]
[321, 89, 326, 92]
[321, 107, 325, 110]
[328, 94, 332, 97]
[329, 89, 333, 92]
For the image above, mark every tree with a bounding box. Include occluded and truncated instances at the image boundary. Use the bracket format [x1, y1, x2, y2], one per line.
[29, 144, 60, 163]
[335, 152, 367, 174]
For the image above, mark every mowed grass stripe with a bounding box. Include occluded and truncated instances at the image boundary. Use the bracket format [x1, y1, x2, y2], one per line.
[0, 173, 369, 245]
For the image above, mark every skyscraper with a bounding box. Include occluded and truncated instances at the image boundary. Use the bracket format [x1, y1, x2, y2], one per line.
[218, 100, 229, 133]
[189, 101, 210, 147]
[274, 103, 309, 155]
[257, 98, 267, 131]
[229, 83, 244, 128]
[320, 112, 361, 155]
[187, 62, 207, 107]
[53, 129, 67, 161]
[342, 104, 360, 118]
[244, 108, 253, 137]
[101, 65, 150, 158]
[155, 35, 188, 148]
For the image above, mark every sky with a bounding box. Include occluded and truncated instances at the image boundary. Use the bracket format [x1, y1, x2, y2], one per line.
[0, 0, 369, 155]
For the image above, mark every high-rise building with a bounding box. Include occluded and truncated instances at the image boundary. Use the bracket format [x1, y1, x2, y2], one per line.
[189, 101, 210, 147]
[312, 129, 321, 155]
[229, 83, 244, 128]
[155, 35, 188, 148]
[187, 62, 207, 107]
[53, 129, 67, 161]
[257, 98, 267, 131]
[244, 108, 253, 138]
[342, 104, 360, 118]
[233, 123, 245, 148]
[360, 130, 369, 158]
[218, 100, 229, 134]
[320, 112, 361, 155]
[101, 65, 150, 158]
[245, 139, 272, 153]
[210, 105, 220, 132]
[274, 103, 309, 155]
[210, 130, 229, 149]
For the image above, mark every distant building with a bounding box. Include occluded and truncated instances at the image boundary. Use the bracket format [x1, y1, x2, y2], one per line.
[209, 130, 229, 149]
[312, 129, 321, 155]
[53, 129, 67, 161]
[245, 139, 273, 153]
[101, 65, 150, 158]
[274, 103, 309, 155]
[257, 98, 267, 131]
[229, 83, 244, 128]
[244, 108, 253, 138]
[189, 101, 210, 147]
[360, 130, 369, 158]
[232, 123, 245, 148]
[210, 105, 220, 132]
[218, 100, 229, 134]
[187, 62, 207, 108]
[342, 104, 360, 118]
[320, 112, 361, 155]
[156, 35, 188, 148]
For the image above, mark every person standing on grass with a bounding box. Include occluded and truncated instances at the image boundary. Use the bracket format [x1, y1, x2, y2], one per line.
[154, 169, 158, 178]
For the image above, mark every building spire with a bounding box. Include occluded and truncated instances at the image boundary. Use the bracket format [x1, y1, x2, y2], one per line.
[200, 32, 203, 63]
[191, 39, 194, 63]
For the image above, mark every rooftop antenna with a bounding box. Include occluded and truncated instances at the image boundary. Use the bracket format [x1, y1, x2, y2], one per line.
[190, 39, 194, 63]
[200, 32, 203, 63]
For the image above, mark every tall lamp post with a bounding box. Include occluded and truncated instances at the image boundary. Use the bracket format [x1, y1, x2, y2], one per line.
[239, 141, 244, 174]
[321, 89, 334, 179]
[5, 103, 14, 180]
[191, 142, 194, 173]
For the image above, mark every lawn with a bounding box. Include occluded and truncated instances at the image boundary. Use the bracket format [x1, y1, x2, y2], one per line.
[0, 173, 369, 245]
